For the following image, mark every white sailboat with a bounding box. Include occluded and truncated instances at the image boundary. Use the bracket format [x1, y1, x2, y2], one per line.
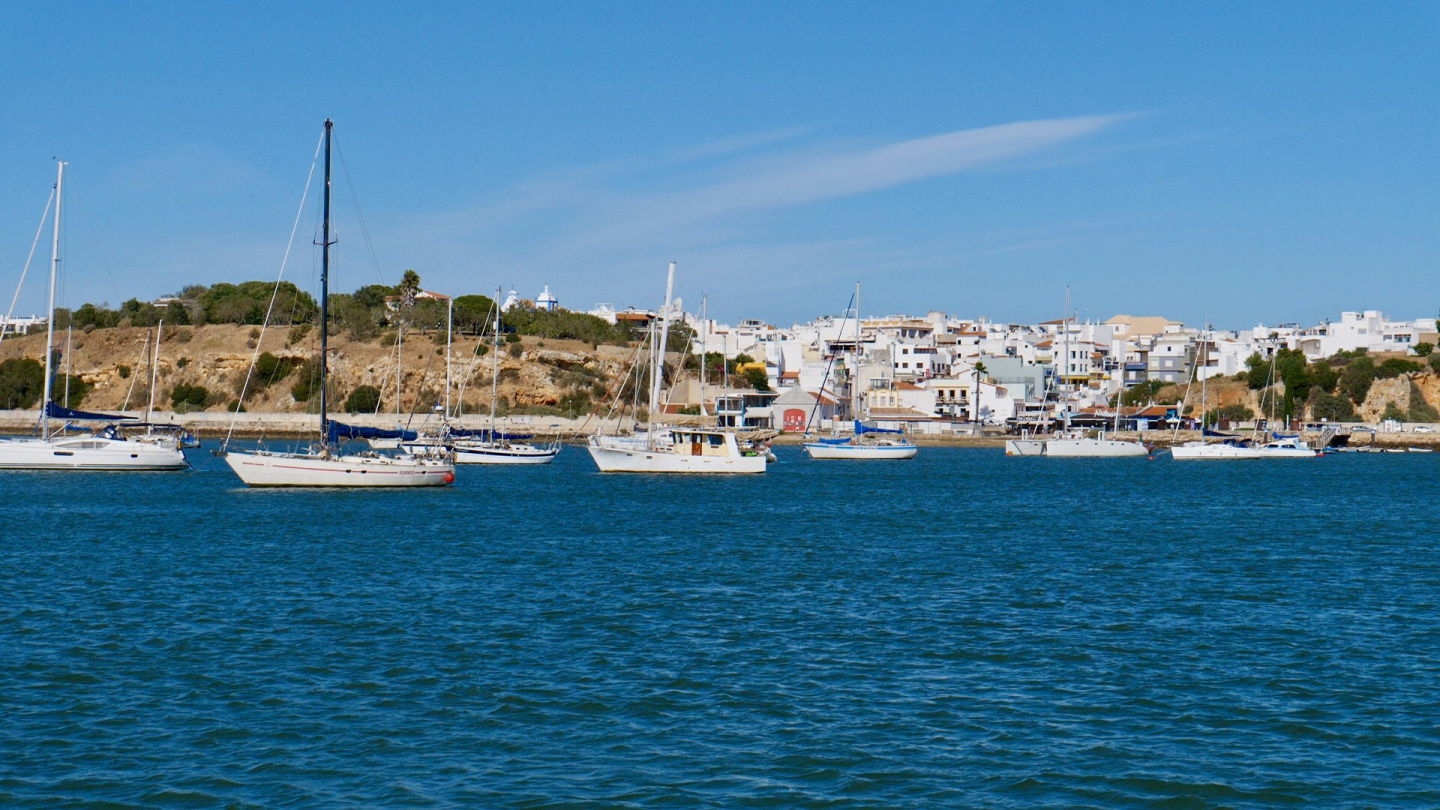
[1168, 336, 1316, 460]
[0, 161, 188, 472]
[802, 283, 918, 460]
[587, 262, 767, 474]
[1040, 289, 1146, 458]
[442, 288, 559, 464]
[220, 120, 455, 488]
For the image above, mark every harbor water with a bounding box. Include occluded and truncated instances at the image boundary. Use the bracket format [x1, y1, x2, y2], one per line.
[2, 445, 1437, 806]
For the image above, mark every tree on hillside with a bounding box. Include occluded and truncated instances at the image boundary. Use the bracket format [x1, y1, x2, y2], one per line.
[454, 295, 497, 335]
[398, 270, 421, 313]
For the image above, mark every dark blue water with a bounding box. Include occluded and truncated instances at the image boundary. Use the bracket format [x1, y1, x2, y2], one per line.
[2, 445, 1438, 807]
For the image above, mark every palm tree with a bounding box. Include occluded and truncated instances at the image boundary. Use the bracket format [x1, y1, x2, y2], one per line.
[398, 269, 421, 313]
[972, 361, 988, 424]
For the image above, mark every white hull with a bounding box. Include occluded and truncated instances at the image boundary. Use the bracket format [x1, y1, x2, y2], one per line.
[0, 435, 188, 471]
[1171, 441, 1317, 460]
[1004, 439, 1047, 456]
[1044, 438, 1149, 457]
[803, 442, 918, 460]
[223, 449, 455, 487]
[453, 441, 559, 465]
[587, 430, 766, 474]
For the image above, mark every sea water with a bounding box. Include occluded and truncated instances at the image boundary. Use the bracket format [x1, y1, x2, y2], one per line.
[2, 445, 1438, 806]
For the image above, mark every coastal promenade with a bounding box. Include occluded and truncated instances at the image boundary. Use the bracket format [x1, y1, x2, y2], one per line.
[0, 409, 625, 440]
[3, 408, 1435, 448]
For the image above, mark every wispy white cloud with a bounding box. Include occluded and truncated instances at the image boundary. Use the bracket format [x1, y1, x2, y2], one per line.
[312, 114, 1139, 312]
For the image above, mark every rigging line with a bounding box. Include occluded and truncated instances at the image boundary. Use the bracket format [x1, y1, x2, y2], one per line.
[331, 132, 387, 286]
[802, 289, 856, 437]
[120, 328, 149, 411]
[66, 179, 123, 308]
[0, 189, 54, 351]
[223, 128, 325, 450]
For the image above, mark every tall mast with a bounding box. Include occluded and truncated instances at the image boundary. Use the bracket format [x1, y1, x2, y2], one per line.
[648, 261, 675, 438]
[146, 319, 163, 425]
[490, 287, 500, 437]
[852, 281, 861, 423]
[1062, 285, 1071, 431]
[318, 120, 334, 448]
[694, 291, 699, 415]
[40, 161, 64, 440]
[445, 297, 453, 419]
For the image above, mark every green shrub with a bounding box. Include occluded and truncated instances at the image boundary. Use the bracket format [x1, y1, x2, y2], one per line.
[170, 383, 210, 412]
[286, 323, 311, 346]
[1205, 403, 1255, 424]
[1414, 342, 1434, 357]
[1340, 356, 1375, 404]
[1408, 382, 1439, 423]
[505, 332, 521, 344]
[343, 385, 383, 413]
[1311, 391, 1355, 422]
[508, 343, 522, 358]
[1431, 354, 1440, 374]
[1382, 401, 1406, 422]
[0, 358, 46, 409]
[743, 367, 771, 392]
[254, 352, 299, 387]
[379, 330, 399, 347]
[291, 359, 321, 402]
[1376, 358, 1421, 379]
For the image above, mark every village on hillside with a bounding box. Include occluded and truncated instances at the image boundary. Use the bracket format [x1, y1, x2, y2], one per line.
[1, 280, 1437, 438]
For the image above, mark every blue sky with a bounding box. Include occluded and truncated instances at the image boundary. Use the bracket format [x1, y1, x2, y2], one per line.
[1, 2, 1435, 328]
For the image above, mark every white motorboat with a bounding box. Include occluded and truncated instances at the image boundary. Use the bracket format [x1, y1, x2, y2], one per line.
[586, 262, 766, 474]
[220, 120, 454, 488]
[589, 426, 767, 473]
[0, 161, 187, 472]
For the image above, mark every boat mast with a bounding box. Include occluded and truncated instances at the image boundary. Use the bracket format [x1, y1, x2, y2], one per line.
[852, 281, 861, 424]
[40, 160, 64, 440]
[146, 319, 163, 426]
[490, 286, 501, 438]
[445, 297, 453, 419]
[318, 120, 334, 449]
[1061, 286, 1071, 432]
[648, 261, 675, 440]
[694, 291, 699, 415]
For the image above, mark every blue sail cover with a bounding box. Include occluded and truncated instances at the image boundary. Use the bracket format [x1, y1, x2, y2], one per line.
[45, 401, 136, 421]
[854, 420, 903, 436]
[1202, 427, 1237, 438]
[327, 421, 417, 442]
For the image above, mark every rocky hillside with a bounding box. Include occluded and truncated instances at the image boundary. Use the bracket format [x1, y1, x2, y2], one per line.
[1153, 355, 1440, 423]
[0, 324, 637, 416]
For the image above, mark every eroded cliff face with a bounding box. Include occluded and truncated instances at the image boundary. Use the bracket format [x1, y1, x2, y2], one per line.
[0, 325, 632, 414]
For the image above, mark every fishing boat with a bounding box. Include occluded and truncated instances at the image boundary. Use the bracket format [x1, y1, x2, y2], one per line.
[0, 161, 188, 472]
[219, 120, 455, 487]
[587, 262, 766, 474]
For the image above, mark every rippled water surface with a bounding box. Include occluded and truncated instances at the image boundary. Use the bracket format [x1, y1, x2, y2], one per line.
[3, 445, 1439, 807]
